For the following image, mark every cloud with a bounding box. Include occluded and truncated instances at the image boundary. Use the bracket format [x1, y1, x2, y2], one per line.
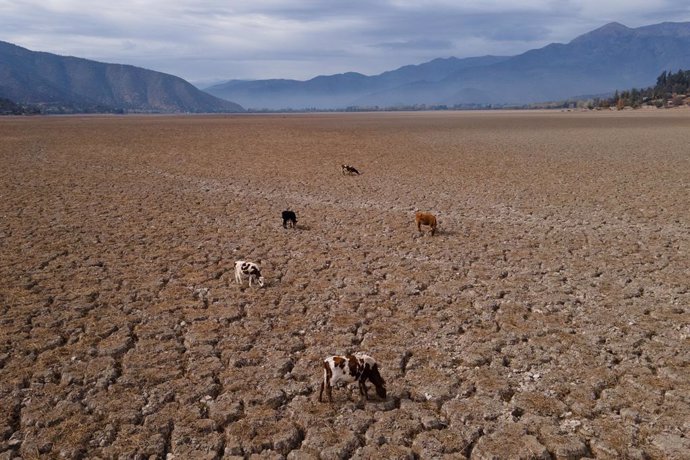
[2, 0, 690, 82]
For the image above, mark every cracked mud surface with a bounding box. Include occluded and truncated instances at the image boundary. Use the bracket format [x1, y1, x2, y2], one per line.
[1, 111, 688, 459]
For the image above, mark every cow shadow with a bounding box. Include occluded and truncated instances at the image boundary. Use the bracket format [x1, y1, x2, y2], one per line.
[437, 227, 462, 237]
[281, 223, 310, 231]
[412, 227, 462, 238]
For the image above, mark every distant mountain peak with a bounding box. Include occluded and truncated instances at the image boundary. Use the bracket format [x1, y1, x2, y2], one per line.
[570, 21, 633, 44]
[599, 21, 630, 31]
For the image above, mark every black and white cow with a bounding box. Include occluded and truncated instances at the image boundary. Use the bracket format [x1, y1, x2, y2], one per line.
[319, 352, 386, 403]
[234, 260, 265, 287]
[282, 210, 297, 229]
[341, 164, 361, 175]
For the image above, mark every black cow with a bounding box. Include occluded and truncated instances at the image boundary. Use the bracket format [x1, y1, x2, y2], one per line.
[282, 210, 297, 229]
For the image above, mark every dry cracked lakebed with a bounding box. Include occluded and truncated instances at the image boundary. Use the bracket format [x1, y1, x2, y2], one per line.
[1, 111, 688, 459]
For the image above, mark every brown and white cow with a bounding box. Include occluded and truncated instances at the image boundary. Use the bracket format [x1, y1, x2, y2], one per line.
[319, 352, 386, 403]
[415, 211, 438, 236]
[341, 164, 361, 175]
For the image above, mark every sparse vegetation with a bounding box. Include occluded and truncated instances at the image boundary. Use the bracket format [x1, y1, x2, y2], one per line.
[537, 69, 690, 111]
[0, 97, 128, 115]
[0, 97, 41, 115]
[599, 69, 690, 109]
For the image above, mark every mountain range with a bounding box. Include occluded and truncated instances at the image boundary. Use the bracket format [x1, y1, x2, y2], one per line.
[205, 21, 690, 110]
[0, 41, 244, 113]
[2, 21, 689, 113]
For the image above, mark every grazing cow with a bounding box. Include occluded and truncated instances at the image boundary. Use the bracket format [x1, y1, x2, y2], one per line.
[415, 212, 438, 236]
[341, 164, 361, 175]
[319, 352, 386, 403]
[282, 210, 297, 229]
[234, 260, 265, 287]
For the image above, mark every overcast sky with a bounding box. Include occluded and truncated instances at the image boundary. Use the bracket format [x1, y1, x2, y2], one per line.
[2, 1, 690, 86]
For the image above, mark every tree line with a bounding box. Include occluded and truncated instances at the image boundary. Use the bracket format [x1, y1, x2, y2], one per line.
[612, 69, 689, 108]
[586, 69, 690, 110]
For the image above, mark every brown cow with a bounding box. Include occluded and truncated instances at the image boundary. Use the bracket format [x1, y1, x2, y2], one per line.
[415, 212, 437, 236]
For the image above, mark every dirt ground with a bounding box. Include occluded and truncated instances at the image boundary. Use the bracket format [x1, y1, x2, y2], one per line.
[0, 111, 688, 459]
